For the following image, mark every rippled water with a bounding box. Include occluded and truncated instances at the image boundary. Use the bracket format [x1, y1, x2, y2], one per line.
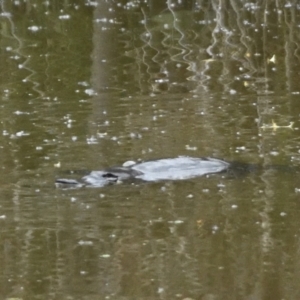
[1, 1, 300, 299]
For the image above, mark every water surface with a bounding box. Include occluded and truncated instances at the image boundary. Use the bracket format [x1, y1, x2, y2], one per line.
[1, 1, 300, 299]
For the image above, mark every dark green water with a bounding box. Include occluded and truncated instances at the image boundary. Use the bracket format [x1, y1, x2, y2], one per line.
[1, 1, 300, 299]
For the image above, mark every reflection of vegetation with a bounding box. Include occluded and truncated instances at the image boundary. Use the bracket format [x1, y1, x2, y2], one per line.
[0, 1, 93, 170]
[117, 1, 300, 96]
[151, 10, 195, 31]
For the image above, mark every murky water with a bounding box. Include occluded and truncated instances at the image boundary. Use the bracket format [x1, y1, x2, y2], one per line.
[1, 1, 300, 299]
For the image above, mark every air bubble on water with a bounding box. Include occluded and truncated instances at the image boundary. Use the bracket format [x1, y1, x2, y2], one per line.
[97, 132, 107, 138]
[78, 81, 89, 87]
[28, 26, 41, 32]
[161, 186, 167, 192]
[85, 0, 98, 7]
[84, 88, 97, 96]
[186, 145, 197, 151]
[100, 254, 110, 258]
[14, 111, 29, 115]
[86, 136, 97, 144]
[59, 14, 71, 20]
[95, 18, 107, 23]
[168, 220, 184, 224]
[15, 131, 30, 137]
[78, 240, 93, 246]
[211, 225, 220, 231]
[0, 12, 12, 17]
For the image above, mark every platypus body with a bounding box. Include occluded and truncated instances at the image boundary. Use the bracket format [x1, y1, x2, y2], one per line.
[55, 156, 263, 188]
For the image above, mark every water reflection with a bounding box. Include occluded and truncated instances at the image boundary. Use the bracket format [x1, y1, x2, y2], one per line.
[0, 0, 300, 299]
[92, 0, 300, 96]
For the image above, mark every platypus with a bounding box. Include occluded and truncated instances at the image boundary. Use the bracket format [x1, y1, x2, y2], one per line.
[55, 156, 261, 188]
